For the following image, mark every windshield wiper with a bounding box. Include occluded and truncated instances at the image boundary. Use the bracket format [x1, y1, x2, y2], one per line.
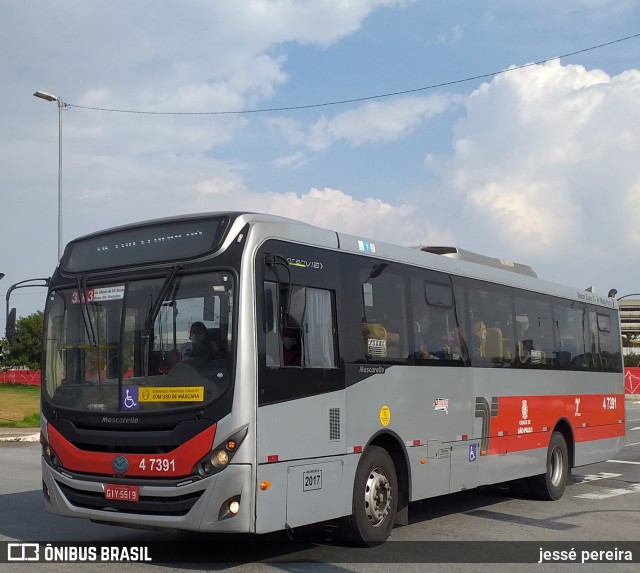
[142, 266, 181, 379]
[75, 276, 98, 348]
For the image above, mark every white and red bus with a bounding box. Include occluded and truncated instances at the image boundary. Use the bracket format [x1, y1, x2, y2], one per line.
[31, 212, 624, 545]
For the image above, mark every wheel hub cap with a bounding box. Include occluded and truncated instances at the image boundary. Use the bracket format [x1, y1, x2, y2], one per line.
[364, 467, 392, 527]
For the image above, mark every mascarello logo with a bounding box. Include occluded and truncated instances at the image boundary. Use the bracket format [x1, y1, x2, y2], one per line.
[112, 455, 129, 474]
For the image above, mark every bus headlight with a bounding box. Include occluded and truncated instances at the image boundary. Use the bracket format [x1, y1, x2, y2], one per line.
[218, 495, 242, 520]
[193, 425, 248, 478]
[41, 435, 62, 470]
[214, 449, 229, 466]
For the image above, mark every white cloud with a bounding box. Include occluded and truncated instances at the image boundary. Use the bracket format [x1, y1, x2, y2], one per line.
[7, 1, 411, 163]
[272, 94, 459, 150]
[274, 151, 308, 168]
[426, 60, 640, 285]
[215, 0, 412, 49]
[431, 24, 464, 45]
[194, 172, 248, 196]
[625, 182, 640, 249]
[209, 186, 455, 247]
[4, 0, 640, 325]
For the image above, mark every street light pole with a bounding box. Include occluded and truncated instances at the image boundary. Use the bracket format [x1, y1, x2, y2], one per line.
[33, 90, 67, 261]
[618, 293, 640, 301]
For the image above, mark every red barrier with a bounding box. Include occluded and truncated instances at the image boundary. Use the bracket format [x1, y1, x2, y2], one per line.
[1, 368, 639, 393]
[0, 369, 41, 386]
[625, 367, 640, 395]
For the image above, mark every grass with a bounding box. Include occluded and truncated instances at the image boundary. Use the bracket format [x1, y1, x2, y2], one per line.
[0, 384, 40, 427]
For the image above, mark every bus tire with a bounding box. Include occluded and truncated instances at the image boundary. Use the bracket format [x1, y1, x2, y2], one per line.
[527, 431, 569, 501]
[341, 446, 398, 547]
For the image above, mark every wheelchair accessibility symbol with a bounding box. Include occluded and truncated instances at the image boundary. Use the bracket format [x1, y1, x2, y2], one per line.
[468, 443, 477, 462]
[122, 388, 139, 411]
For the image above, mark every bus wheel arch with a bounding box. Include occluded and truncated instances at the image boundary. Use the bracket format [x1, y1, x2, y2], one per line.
[341, 432, 410, 546]
[552, 418, 575, 469]
[369, 431, 410, 528]
[527, 421, 573, 501]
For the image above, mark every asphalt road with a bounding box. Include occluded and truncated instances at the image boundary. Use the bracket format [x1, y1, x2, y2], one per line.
[1, 402, 638, 573]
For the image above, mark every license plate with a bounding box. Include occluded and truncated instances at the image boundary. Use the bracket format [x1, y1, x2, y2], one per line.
[105, 484, 139, 502]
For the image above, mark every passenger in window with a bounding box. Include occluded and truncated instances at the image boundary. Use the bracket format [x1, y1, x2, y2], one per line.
[471, 319, 487, 358]
[516, 319, 545, 365]
[385, 329, 402, 355]
[444, 328, 464, 360]
[518, 338, 533, 363]
[422, 325, 448, 359]
[415, 313, 440, 355]
[415, 314, 462, 361]
[183, 321, 219, 362]
[416, 333, 439, 360]
[518, 338, 543, 364]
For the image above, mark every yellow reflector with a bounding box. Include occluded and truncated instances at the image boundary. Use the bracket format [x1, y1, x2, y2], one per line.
[260, 481, 272, 491]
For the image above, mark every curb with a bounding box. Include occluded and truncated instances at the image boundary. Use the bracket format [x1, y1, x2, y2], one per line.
[0, 432, 40, 443]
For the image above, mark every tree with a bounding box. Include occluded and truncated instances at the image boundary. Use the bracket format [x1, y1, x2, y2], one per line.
[4, 311, 44, 370]
[624, 352, 640, 367]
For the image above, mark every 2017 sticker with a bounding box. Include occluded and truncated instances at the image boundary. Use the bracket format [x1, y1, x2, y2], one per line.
[303, 469, 322, 491]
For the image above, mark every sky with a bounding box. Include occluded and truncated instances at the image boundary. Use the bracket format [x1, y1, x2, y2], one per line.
[2, 0, 640, 327]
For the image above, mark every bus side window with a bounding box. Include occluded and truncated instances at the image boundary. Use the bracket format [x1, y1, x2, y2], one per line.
[303, 287, 336, 368]
[586, 310, 622, 372]
[263, 282, 280, 367]
[465, 284, 514, 368]
[553, 302, 586, 369]
[264, 282, 337, 369]
[596, 311, 622, 372]
[515, 296, 554, 367]
[360, 264, 408, 362]
[411, 278, 462, 363]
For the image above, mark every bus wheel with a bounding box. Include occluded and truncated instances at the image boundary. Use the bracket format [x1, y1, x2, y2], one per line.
[341, 446, 397, 547]
[527, 431, 569, 501]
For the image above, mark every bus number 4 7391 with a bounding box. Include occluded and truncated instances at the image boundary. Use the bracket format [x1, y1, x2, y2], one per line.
[138, 458, 176, 472]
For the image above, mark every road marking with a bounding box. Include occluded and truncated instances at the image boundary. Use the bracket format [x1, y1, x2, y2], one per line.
[624, 441, 640, 447]
[574, 483, 640, 500]
[630, 426, 640, 431]
[573, 472, 622, 483]
[606, 459, 640, 465]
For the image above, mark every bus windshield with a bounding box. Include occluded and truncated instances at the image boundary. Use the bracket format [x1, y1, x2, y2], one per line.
[42, 271, 234, 413]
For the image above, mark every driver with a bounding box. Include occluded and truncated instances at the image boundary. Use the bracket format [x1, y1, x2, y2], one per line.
[182, 321, 219, 362]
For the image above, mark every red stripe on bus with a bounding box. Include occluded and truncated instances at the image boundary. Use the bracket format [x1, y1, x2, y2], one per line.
[47, 423, 216, 478]
[486, 394, 624, 455]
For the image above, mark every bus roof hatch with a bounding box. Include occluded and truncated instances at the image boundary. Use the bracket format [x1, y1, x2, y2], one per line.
[418, 246, 538, 278]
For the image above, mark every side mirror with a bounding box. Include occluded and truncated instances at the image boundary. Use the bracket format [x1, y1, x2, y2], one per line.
[6, 307, 16, 344]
